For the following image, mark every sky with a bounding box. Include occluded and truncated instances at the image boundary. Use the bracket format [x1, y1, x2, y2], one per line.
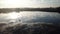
[0, 0, 60, 8]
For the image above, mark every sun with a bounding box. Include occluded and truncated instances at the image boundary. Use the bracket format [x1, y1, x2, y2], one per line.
[8, 12, 19, 19]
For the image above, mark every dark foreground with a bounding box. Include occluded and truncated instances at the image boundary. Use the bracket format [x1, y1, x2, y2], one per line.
[0, 23, 60, 34]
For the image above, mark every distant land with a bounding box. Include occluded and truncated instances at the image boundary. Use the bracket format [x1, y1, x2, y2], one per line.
[0, 7, 60, 13]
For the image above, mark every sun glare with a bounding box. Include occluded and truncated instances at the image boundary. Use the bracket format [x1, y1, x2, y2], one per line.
[8, 12, 19, 19]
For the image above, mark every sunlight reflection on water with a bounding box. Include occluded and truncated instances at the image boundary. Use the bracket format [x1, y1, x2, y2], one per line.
[0, 11, 60, 25]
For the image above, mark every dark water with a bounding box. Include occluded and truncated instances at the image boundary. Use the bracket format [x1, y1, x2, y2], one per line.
[19, 11, 60, 24]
